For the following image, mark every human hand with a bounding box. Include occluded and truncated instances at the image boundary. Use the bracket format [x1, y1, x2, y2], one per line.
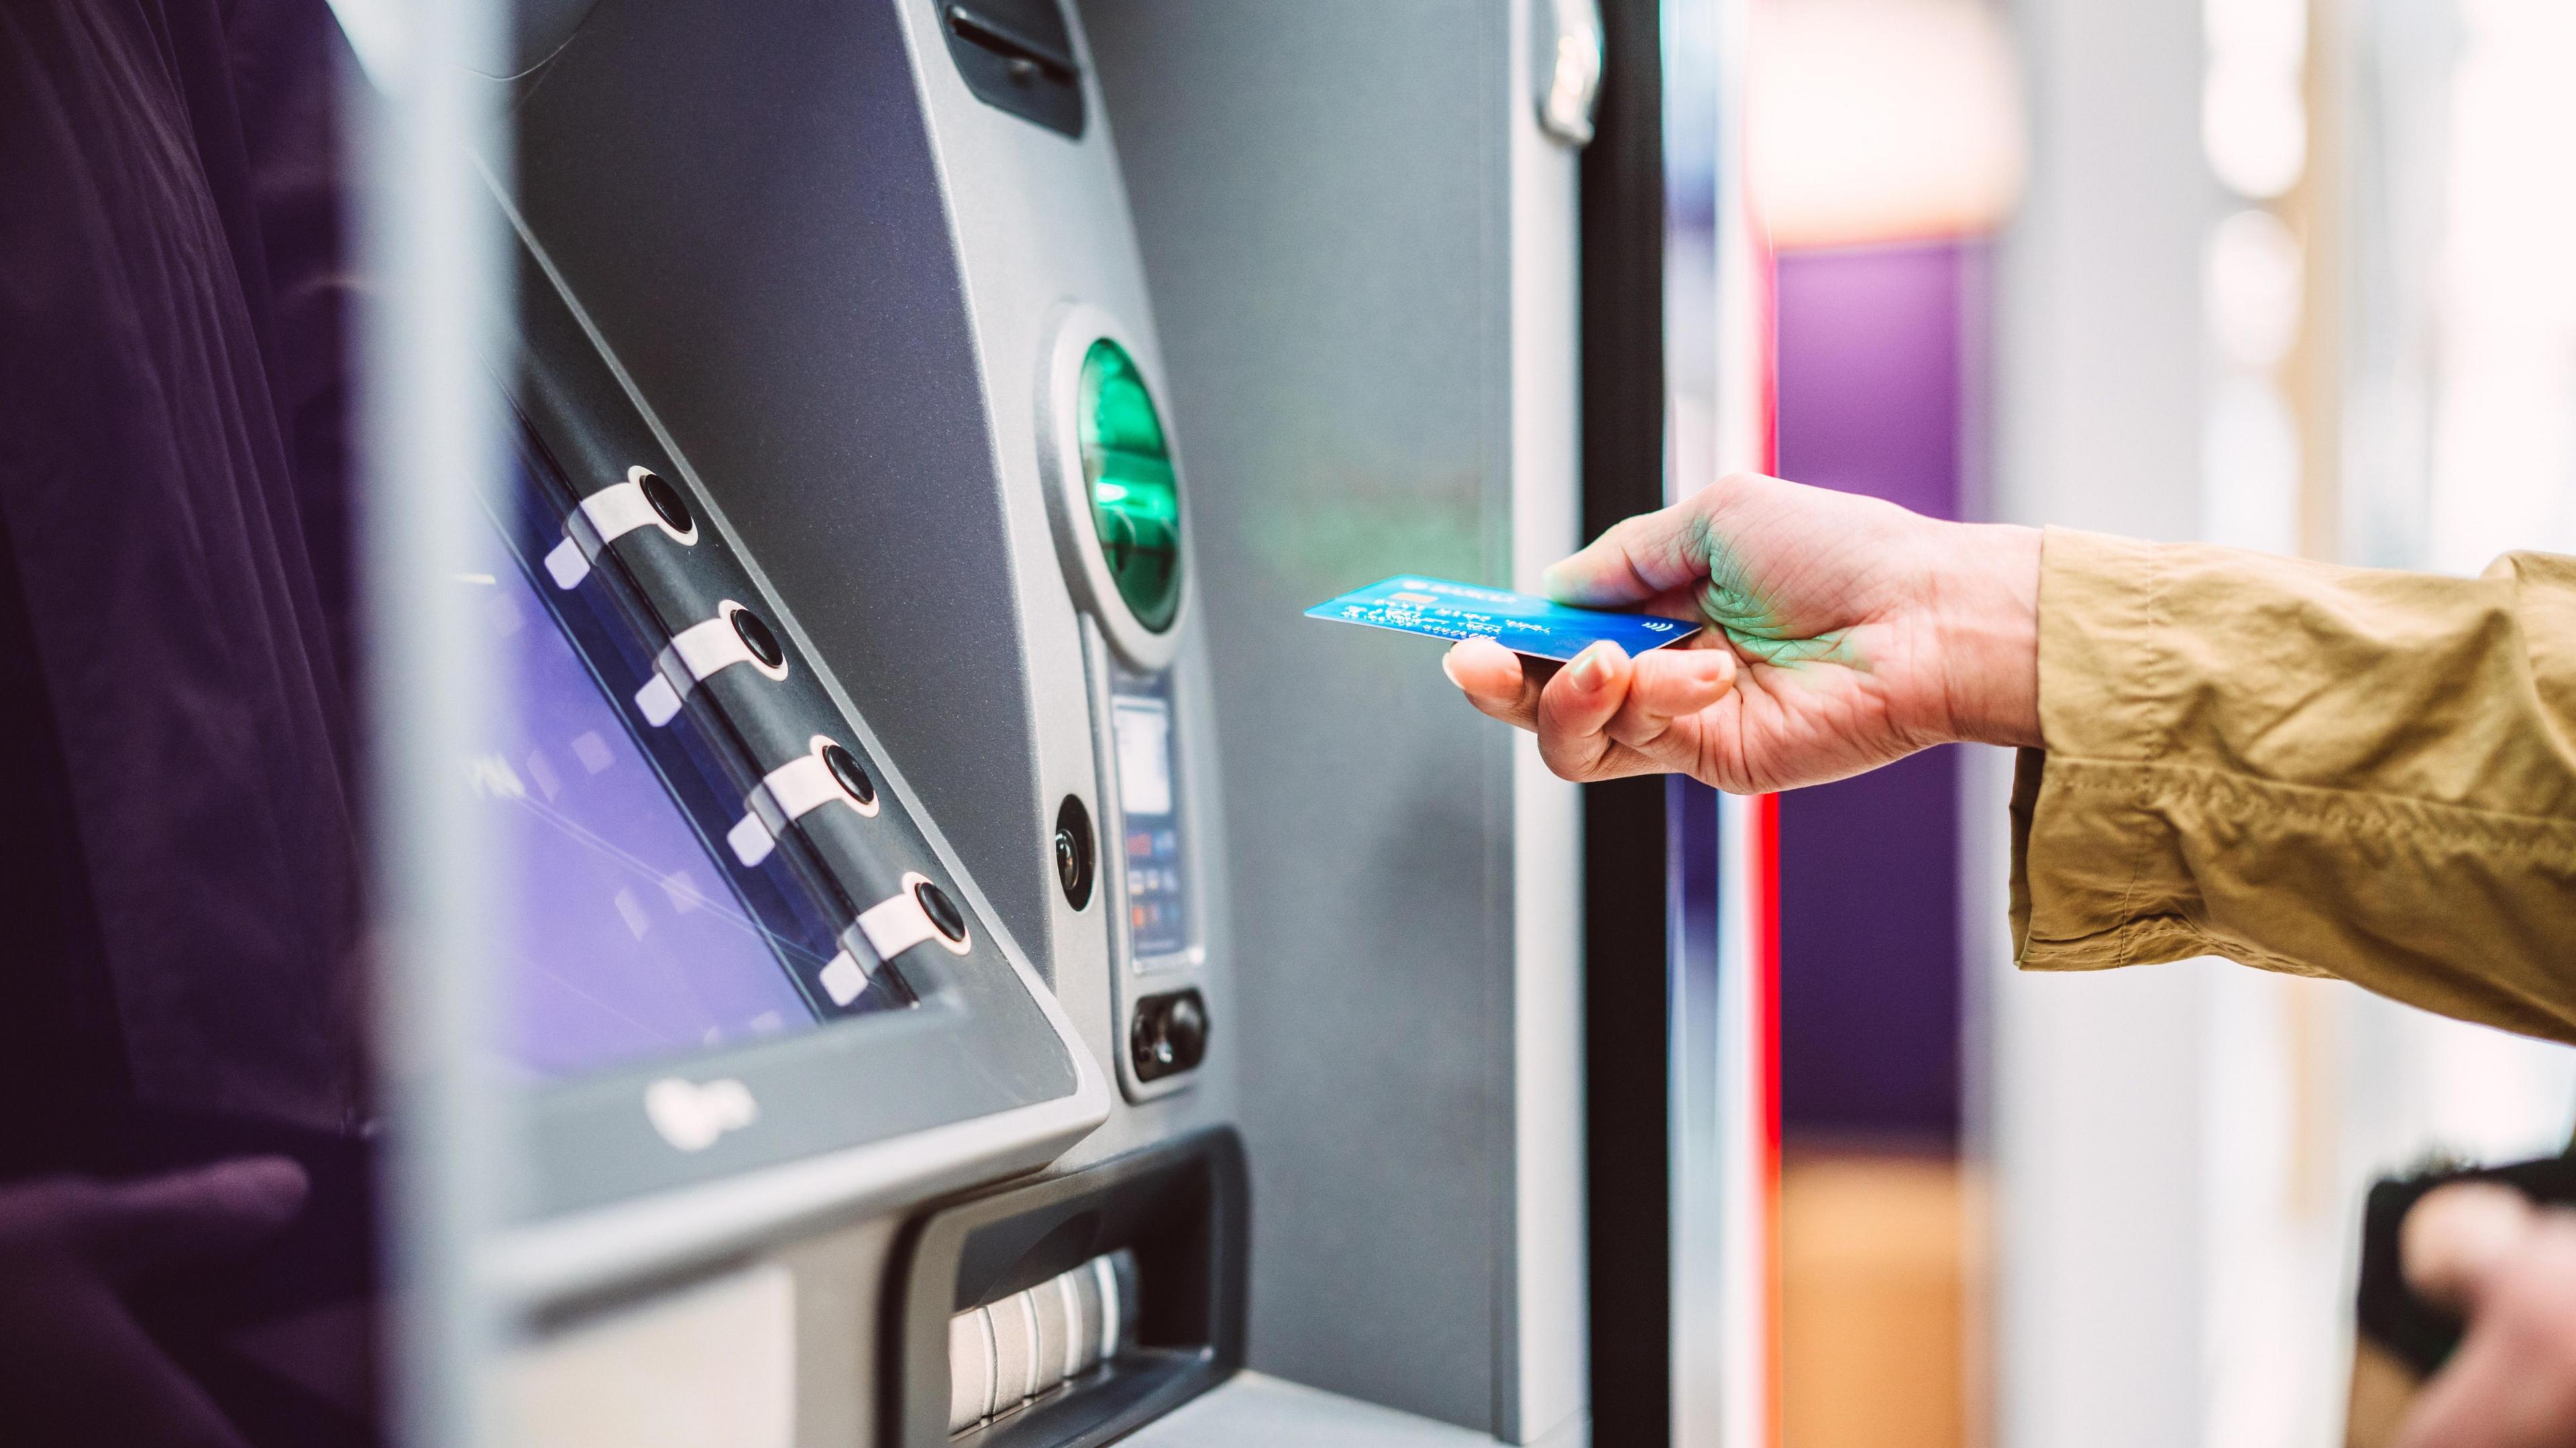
[1444, 472, 2041, 791]
[0, 1156, 309, 1448]
[2394, 1182, 2576, 1448]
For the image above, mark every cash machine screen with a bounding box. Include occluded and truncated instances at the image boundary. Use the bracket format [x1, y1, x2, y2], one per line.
[469, 469, 882, 1080]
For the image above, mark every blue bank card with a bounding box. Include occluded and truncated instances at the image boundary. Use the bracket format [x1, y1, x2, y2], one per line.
[1304, 575, 1701, 662]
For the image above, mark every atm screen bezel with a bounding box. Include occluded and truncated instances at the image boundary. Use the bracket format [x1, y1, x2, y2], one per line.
[482, 234, 1098, 1227]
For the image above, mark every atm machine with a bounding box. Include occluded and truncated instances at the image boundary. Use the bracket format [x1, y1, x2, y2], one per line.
[368, 1, 1720, 1444]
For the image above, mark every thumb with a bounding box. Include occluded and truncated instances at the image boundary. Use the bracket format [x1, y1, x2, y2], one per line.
[70, 1156, 309, 1283]
[1541, 497, 1721, 608]
[2403, 1182, 2538, 1316]
[1534, 640, 1635, 780]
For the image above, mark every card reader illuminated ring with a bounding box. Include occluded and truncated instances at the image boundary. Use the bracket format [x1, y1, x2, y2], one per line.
[1077, 339, 1181, 632]
[635, 600, 790, 726]
[543, 465, 698, 588]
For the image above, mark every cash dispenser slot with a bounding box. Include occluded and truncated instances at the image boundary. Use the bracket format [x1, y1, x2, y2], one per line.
[887, 1129, 1245, 1447]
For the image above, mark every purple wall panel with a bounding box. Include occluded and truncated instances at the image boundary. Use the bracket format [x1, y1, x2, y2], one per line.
[1773, 241, 1982, 1146]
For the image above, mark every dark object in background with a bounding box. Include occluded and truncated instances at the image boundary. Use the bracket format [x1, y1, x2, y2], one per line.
[2346, 1152, 2576, 1448]
[0, 0, 368, 1152]
[0, 0, 378, 1441]
[1576, 2, 1676, 1442]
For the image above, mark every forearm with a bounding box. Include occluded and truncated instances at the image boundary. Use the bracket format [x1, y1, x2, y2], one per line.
[2012, 528, 2576, 1042]
[1929, 520, 2043, 749]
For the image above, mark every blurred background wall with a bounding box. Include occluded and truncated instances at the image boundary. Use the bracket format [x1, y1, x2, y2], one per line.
[1750, 0, 2576, 1444]
[1752, 3, 2020, 1445]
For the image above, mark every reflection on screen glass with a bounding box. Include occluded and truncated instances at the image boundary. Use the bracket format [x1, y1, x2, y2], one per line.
[466, 470, 885, 1080]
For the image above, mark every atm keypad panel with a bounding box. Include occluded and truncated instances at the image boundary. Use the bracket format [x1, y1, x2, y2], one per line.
[1102, 658, 1212, 1097]
[1109, 667, 1193, 968]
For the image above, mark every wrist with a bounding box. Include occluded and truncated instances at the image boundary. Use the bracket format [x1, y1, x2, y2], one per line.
[1929, 521, 2043, 749]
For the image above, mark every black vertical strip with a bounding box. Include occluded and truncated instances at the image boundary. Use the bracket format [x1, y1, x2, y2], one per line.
[1580, 3, 1670, 1445]
[0, 504, 128, 1176]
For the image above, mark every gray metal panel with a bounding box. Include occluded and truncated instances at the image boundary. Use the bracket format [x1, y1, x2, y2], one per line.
[778, 1215, 905, 1448]
[1084, 3, 1524, 1432]
[1125, 1372, 1500, 1448]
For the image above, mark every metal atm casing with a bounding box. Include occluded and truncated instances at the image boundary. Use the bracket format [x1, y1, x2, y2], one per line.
[492, 2, 1238, 1435]
[483, 0, 1593, 1443]
[508, 0, 1232, 1150]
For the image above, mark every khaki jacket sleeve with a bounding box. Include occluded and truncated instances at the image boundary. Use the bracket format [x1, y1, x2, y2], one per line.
[2010, 527, 2576, 1043]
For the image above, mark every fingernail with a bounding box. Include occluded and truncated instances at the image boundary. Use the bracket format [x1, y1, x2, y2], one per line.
[1440, 644, 1466, 688]
[1568, 642, 1613, 689]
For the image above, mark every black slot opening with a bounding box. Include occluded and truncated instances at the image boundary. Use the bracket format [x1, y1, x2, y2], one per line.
[887, 1129, 1245, 1447]
[948, 5, 1076, 81]
[938, 0, 1086, 138]
[1128, 989, 1207, 1082]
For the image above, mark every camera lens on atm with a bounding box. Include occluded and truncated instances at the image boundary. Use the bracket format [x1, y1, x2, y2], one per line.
[1054, 795, 1095, 909]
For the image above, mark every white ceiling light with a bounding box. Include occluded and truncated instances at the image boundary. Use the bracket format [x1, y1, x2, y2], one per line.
[2203, 55, 2308, 200]
[2205, 208, 2305, 370]
[1748, 0, 2029, 249]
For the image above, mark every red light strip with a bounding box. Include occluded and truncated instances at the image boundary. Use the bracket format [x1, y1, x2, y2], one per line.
[1749, 198, 1784, 1448]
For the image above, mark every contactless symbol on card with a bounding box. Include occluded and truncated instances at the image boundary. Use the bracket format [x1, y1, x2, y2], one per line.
[1303, 576, 1701, 663]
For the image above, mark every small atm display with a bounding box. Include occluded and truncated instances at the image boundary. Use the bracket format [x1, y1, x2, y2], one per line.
[470, 468, 896, 1080]
[1110, 669, 1191, 964]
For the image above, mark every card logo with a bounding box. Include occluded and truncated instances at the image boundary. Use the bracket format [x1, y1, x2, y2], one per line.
[645, 1076, 759, 1151]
